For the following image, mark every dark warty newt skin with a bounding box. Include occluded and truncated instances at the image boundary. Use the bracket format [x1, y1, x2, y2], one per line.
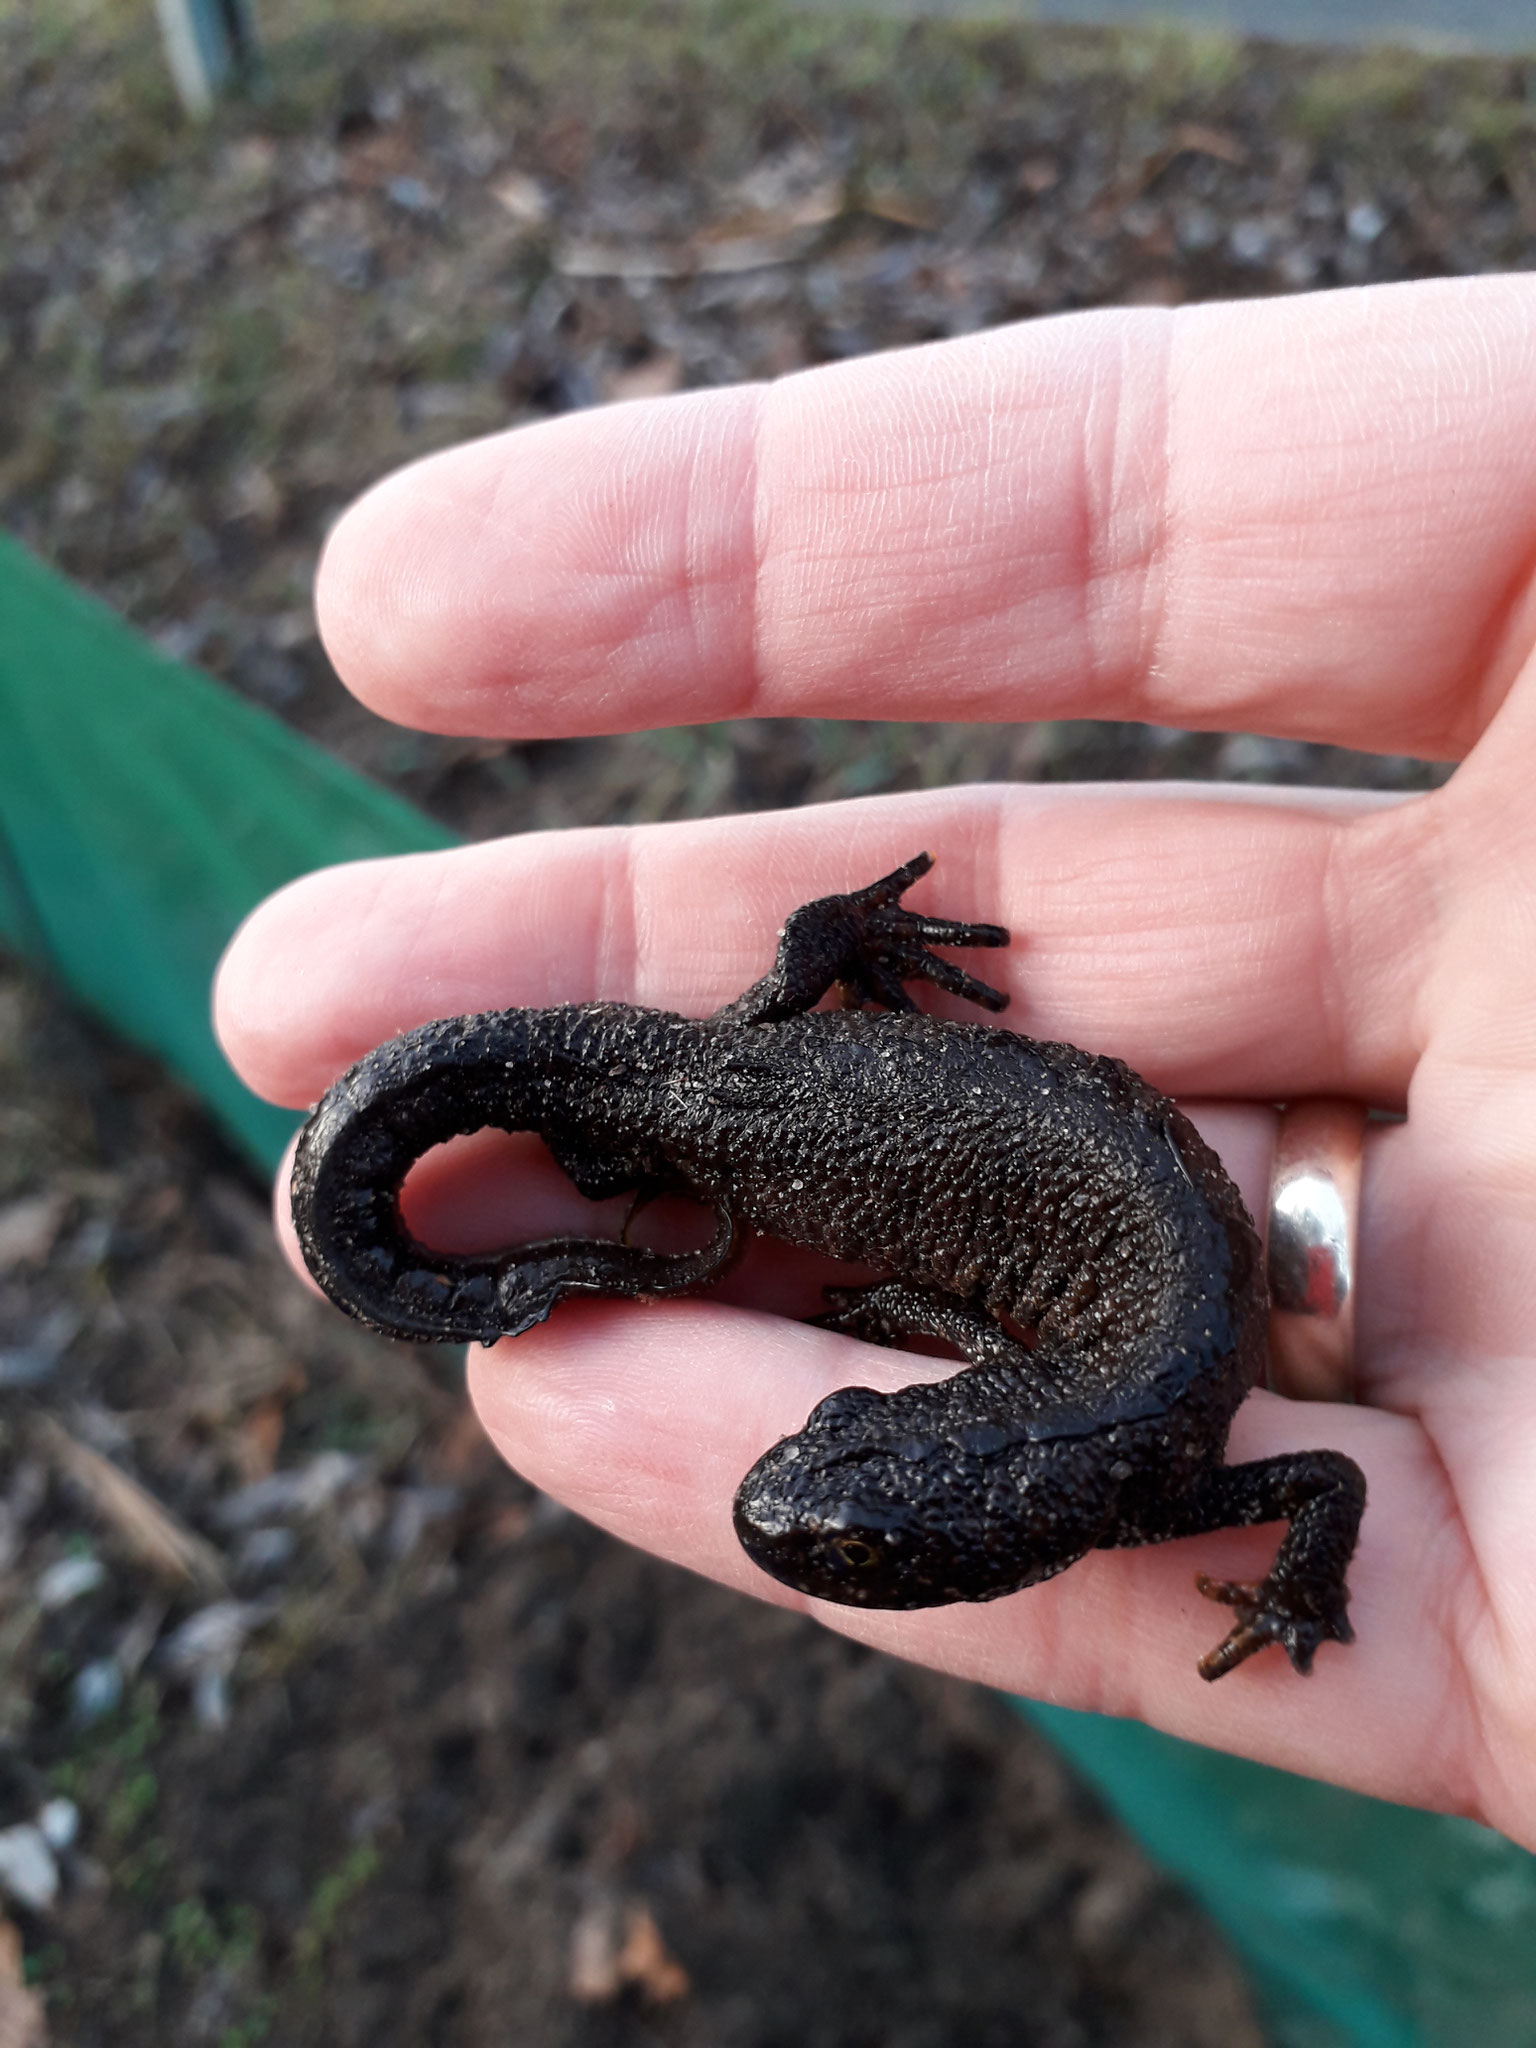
[291, 853, 1366, 1680]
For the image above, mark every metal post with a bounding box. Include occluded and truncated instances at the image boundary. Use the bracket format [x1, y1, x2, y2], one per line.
[154, 0, 259, 120]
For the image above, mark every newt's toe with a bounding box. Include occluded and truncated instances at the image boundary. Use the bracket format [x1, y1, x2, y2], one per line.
[1194, 1573, 1353, 1681]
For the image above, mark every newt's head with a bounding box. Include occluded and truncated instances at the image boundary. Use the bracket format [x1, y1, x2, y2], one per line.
[732, 1383, 1080, 1609]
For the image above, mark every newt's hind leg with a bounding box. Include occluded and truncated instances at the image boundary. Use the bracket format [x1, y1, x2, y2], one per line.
[488, 1204, 740, 1342]
[815, 1279, 1027, 1367]
[1103, 1451, 1367, 1679]
[714, 852, 1010, 1027]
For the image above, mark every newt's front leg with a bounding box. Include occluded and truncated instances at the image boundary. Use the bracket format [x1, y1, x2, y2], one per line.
[712, 852, 1011, 1026]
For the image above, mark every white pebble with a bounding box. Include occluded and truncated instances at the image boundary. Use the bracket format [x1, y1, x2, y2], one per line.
[0, 1825, 59, 1912]
[71, 1658, 124, 1726]
[38, 1799, 79, 1852]
[36, 1553, 106, 1610]
[1346, 200, 1387, 244]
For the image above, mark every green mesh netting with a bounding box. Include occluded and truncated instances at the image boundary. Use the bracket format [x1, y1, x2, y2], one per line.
[1023, 1704, 1536, 2048]
[0, 530, 454, 1168]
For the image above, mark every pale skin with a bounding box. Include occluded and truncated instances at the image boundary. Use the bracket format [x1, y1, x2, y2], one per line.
[216, 274, 1536, 1850]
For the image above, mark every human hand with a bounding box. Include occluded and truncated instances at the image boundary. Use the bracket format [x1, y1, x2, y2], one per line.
[216, 274, 1536, 1850]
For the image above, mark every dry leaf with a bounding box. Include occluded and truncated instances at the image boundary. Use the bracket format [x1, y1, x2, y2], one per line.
[1124, 274, 1185, 307]
[568, 1896, 623, 2003]
[616, 1906, 689, 2006]
[604, 352, 683, 402]
[568, 1898, 688, 2007]
[1115, 123, 1249, 209]
[227, 464, 284, 527]
[710, 176, 842, 235]
[483, 1501, 532, 1547]
[557, 214, 829, 281]
[234, 1396, 287, 1483]
[860, 180, 937, 230]
[490, 172, 551, 226]
[1170, 122, 1248, 166]
[554, 238, 687, 281]
[39, 1417, 225, 1589]
[340, 128, 415, 187]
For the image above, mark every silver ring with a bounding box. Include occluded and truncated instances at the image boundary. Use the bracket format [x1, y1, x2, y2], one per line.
[1266, 1098, 1366, 1403]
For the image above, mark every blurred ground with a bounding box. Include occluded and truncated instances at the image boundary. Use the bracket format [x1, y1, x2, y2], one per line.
[2, 2, 1533, 2042]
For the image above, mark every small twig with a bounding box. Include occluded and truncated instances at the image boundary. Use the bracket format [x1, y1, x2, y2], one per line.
[36, 1415, 226, 1591]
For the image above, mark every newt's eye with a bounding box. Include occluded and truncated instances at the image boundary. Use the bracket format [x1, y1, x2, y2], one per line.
[833, 1537, 879, 1568]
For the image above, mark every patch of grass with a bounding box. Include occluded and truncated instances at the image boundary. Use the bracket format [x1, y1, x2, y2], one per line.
[7, 0, 952, 183]
[116, 1833, 172, 1903]
[192, 302, 292, 459]
[1464, 97, 1533, 149]
[51, 1679, 162, 1791]
[2, 1, 181, 185]
[44, 1685, 177, 1908]
[21, 1941, 65, 1988]
[314, 1388, 420, 1462]
[220, 2000, 277, 2048]
[1460, 89, 1536, 191]
[292, 1842, 381, 1982]
[1106, 22, 1244, 106]
[164, 1897, 223, 1975]
[165, 1894, 263, 1980]
[103, 1767, 158, 1844]
[1288, 43, 1432, 141]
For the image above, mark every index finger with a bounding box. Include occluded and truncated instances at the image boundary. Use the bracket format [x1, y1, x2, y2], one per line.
[317, 276, 1536, 758]
[214, 787, 1427, 1115]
